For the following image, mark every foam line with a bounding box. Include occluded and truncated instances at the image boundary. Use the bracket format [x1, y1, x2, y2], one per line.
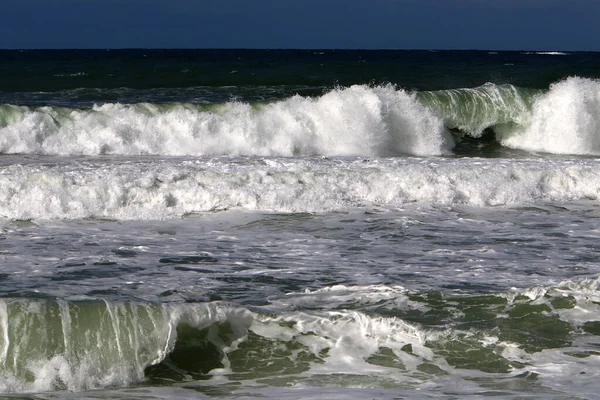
[1, 157, 599, 220]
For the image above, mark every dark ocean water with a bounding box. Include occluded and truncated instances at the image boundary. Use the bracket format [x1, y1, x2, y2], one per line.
[2, 49, 600, 101]
[2, 49, 600, 399]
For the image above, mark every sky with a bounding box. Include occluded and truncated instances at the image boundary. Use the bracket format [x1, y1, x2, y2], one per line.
[1, 0, 599, 51]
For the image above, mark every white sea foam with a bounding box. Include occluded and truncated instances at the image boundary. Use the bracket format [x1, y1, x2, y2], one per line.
[251, 308, 436, 380]
[53, 72, 89, 77]
[1, 157, 599, 220]
[522, 52, 569, 56]
[271, 284, 422, 312]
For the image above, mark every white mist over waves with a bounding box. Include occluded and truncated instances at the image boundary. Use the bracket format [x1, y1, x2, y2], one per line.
[1, 157, 599, 220]
[0, 85, 451, 157]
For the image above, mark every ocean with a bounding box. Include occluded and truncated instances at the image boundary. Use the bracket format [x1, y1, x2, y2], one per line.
[1, 49, 600, 399]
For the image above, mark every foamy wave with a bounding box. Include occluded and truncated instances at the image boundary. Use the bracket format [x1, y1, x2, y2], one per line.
[498, 77, 600, 155]
[3, 78, 600, 157]
[0, 299, 253, 393]
[53, 72, 89, 77]
[0, 300, 175, 393]
[271, 284, 418, 311]
[3, 278, 600, 394]
[423, 77, 600, 156]
[0, 297, 433, 393]
[0, 85, 451, 157]
[1, 157, 599, 220]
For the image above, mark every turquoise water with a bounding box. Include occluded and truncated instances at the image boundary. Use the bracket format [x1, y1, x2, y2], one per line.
[1, 50, 600, 399]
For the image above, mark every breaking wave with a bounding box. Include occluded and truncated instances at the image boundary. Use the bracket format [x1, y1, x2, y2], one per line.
[2, 77, 600, 157]
[0, 86, 451, 157]
[2, 278, 600, 394]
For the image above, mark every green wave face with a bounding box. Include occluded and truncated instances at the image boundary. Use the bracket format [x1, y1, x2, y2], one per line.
[0, 300, 174, 392]
[1, 280, 599, 394]
[418, 83, 543, 136]
[0, 105, 27, 128]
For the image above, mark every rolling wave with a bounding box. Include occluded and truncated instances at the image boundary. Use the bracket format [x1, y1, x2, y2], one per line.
[418, 82, 540, 135]
[1, 278, 599, 393]
[1, 77, 600, 157]
[0, 86, 450, 157]
[498, 77, 600, 154]
[423, 77, 600, 155]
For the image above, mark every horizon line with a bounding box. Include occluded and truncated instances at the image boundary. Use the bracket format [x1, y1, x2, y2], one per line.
[0, 47, 594, 53]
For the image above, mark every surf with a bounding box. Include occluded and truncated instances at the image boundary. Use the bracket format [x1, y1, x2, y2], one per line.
[0, 86, 451, 157]
[2, 77, 600, 157]
[2, 278, 600, 394]
[1, 157, 599, 220]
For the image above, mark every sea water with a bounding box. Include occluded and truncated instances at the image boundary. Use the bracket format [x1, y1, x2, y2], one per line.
[1, 49, 600, 399]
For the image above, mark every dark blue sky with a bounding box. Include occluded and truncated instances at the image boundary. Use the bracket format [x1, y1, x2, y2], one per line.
[2, 0, 598, 50]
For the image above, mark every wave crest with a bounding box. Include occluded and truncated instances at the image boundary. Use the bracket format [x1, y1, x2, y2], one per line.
[0, 86, 451, 157]
[4, 77, 600, 157]
[419, 83, 539, 136]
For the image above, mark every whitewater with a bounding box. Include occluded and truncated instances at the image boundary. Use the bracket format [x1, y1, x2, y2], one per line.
[0, 157, 599, 220]
[2, 77, 600, 158]
[2, 49, 600, 399]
